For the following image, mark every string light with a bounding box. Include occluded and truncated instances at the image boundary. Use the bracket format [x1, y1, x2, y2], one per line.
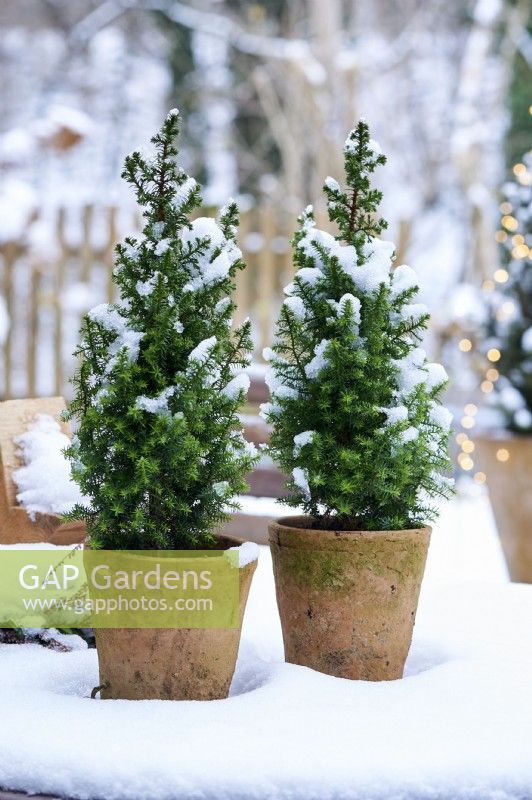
[459, 338, 472, 352]
[464, 403, 477, 416]
[496, 448, 509, 462]
[462, 440, 475, 453]
[495, 230, 507, 243]
[512, 244, 529, 259]
[486, 368, 499, 381]
[501, 215, 518, 231]
[513, 163, 526, 176]
[500, 202, 512, 214]
[458, 454, 474, 471]
[494, 268, 509, 283]
[487, 348, 501, 362]
[456, 432, 468, 445]
[461, 415, 475, 429]
[482, 279, 495, 292]
[512, 234, 524, 245]
[474, 472, 486, 484]
[481, 380, 494, 393]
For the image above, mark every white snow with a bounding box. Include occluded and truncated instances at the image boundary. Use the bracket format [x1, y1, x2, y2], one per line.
[324, 176, 341, 192]
[136, 273, 161, 297]
[283, 296, 306, 320]
[188, 336, 217, 365]
[380, 405, 409, 426]
[293, 430, 315, 456]
[400, 425, 419, 443]
[338, 293, 361, 323]
[292, 466, 311, 498]
[173, 177, 197, 210]
[393, 347, 428, 396]
[181, 217, 241, 292]
[87, 303, 143, 363]
[426, 362, 448, 391]
[222, 373, 250, 400]
[154, 238, 172, 256]
[429, 402, 453, 431]
[1, 495, 532, 800]
[226, 541, 260, 568]
[135, 387, 174, 416]
[293, 267, 324, 286]
[12, 415, 85, 519]
[390, 264, 419, 298]
[396, 302, 428, 323]
[304, 339, 329, 379]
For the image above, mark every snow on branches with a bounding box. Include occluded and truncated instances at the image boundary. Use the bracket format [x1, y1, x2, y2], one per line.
[263, 120, 453, 531]
[65, 110, 257, 549]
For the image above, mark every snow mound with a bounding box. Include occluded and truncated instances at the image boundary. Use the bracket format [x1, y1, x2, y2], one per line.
[12, 415, 85, 518]
[1, 497, 531, 800]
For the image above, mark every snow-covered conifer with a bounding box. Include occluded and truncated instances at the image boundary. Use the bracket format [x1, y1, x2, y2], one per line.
[482, 152, 532, 432]
[65, 110, 257, 549]
[263, 120, 453, 530]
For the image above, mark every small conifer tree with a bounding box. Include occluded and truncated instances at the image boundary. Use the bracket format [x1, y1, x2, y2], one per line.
[65, 110, 257, 549]
[262, 121, 453, 530]
[482, 151, 532, 431]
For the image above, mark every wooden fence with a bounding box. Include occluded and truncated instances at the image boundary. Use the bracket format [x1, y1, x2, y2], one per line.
[0, 204, 301, 400]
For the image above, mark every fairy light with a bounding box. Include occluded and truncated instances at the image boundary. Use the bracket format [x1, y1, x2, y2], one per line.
[462, 440, 475, 454]
[495, 230, 507, 243]
[513, 163, 526, 176]
[501, 215, 518, 231]
[512, 244, 529, 259]
[494, 268, 509, 283]
[459, 338, 472, 352]
[496, 448, 509, 462]
[474, 472, 486, 484]
[459, 455, 474, 471]
[512, 234, 524, 245]
[487, 348, 501, 362]
[456, 432, 468, 445]
[486, 368, 499, 381]
[482, 279, 495, 292]
[481, 380, 494, 393]
[500, 202, 512, 214]
[464, 403, 477, 416]
[461, 415, 475, 429]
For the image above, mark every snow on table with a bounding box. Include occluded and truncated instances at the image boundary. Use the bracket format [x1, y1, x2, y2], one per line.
[1, 495, 531, 800]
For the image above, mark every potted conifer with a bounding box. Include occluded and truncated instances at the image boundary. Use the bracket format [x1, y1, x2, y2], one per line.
[65, 110, 259, 700]
[475, 152, 532, 582]
[263, 121, 453, 682]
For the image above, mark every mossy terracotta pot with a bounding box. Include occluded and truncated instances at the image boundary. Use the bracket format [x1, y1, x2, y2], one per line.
[475, 433, 532, 583]
[268, 517, 431, 681]
[92, 535, 257, 700]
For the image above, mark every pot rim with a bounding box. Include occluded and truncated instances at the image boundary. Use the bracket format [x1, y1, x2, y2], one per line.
[269, 516, 431, 551]
[270, 515, 431, 535]
[83, 534, 258, 571]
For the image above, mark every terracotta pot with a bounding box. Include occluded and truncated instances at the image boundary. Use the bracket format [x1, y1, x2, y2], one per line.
[475, 433, 532, 583]
[269, 517, 431, 681]
[93, 535, 257, 700]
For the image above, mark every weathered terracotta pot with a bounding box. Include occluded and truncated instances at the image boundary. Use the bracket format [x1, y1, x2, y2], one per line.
[93, 535, 257, 700]
[475, 433, 532, 583]
[269, 517, 431, 681]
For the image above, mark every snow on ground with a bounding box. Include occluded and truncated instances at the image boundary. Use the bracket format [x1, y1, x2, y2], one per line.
[0, 494, 531, 800]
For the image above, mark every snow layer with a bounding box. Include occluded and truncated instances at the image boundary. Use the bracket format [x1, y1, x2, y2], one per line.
[12, 415, 85, 518]
[2, 496, 532, 800]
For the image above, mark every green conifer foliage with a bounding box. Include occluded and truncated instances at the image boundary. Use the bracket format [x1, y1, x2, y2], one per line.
[483, 151, 532, 431]
[65, 110, 257, 550]
[262, 121, 453, 531]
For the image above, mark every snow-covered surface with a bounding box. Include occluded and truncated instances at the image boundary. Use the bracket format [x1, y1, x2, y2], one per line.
[12, 415, 85, 518]
[2, 494, 532, 799]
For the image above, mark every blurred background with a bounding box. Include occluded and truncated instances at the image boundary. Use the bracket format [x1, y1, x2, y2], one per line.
[0, 0, 531, 498]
